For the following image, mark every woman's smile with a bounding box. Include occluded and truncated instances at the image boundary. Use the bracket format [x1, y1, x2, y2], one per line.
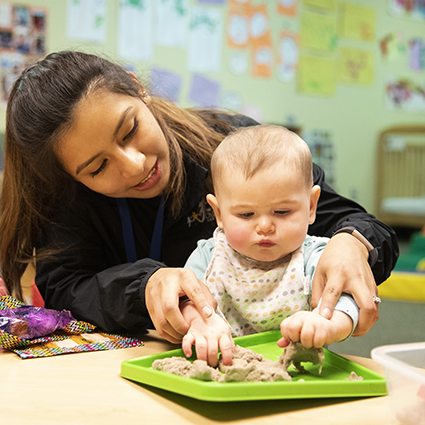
[132, 161, 161, 191]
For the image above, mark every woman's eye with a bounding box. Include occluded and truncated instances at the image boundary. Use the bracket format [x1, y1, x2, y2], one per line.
[123, 118, 139, 142]
[90, 159, 107, 177]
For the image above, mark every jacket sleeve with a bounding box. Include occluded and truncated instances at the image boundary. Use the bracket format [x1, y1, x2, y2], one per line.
[35, 211, 162, 337]
[309, 164, 399, 285]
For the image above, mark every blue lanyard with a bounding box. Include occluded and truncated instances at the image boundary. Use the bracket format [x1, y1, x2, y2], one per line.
[116, 192, 165, 263]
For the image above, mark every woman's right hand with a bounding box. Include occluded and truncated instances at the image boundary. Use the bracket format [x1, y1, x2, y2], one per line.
[145, 268, 217, 344]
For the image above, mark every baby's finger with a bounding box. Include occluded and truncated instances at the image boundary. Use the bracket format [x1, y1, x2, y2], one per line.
[194, 335, 208, 363]
[206, 339, 219, 367]
[182, 333, 195, 359]
[218, 335, 234, 366]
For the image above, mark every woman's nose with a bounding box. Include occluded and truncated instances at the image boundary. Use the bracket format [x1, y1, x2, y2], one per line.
[256, 216, 275, 234]
[117, 147, 145, 178]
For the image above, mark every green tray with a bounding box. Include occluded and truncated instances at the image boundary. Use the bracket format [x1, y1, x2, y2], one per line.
[120, 330, 387, 402]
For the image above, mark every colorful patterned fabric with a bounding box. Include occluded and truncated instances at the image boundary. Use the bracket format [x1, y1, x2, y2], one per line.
[205, 228, 310, 337]
[0, 295, 143, 358]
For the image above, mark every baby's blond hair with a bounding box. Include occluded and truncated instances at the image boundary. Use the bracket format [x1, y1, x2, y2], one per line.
[211, 125, 313, 192]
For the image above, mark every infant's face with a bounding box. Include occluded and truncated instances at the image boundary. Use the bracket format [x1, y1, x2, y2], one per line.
[214, 166, 319, 262]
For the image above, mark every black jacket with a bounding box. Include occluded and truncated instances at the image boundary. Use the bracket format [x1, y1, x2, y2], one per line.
[36, 113, 398, 337]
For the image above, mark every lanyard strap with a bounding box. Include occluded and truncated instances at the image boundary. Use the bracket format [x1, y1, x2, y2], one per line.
[116, 193, 165, 263]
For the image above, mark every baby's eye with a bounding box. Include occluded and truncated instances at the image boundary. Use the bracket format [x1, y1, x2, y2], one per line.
[238, 212, 254, 219]
[274, 210, 290, 216]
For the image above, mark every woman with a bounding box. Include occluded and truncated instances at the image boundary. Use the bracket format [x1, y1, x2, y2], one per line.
[0, 51, 398, 343]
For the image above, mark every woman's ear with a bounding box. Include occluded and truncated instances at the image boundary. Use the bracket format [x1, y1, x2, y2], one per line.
[308, 185, 321, 225]
[126, 71, 151, 105]
[206, 194, 223, 228]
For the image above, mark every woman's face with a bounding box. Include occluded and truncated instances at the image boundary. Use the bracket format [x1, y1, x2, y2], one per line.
[56, 89, 170, 199]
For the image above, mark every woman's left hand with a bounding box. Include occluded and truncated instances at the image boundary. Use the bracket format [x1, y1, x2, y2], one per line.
[310, 232, 379, 337]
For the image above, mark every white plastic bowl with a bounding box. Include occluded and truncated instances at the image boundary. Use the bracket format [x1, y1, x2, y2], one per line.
[372, 342, 425, 425]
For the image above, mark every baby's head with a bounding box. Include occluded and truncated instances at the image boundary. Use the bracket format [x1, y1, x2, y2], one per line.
[207, 125, 320, 262]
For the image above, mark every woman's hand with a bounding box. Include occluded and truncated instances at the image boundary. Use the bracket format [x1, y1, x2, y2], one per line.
[145, 267, 217, 344]
[311, 233, 379, 337]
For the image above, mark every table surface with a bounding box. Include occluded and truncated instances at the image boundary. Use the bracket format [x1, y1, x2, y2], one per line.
[0, 330, 395, 425]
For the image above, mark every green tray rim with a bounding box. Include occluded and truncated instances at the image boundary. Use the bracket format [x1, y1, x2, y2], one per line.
[120, 330, 387, 402]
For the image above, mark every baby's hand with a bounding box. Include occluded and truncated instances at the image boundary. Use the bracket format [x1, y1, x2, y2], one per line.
[181, 303, 234, 367]
[278, 309, 350, 348]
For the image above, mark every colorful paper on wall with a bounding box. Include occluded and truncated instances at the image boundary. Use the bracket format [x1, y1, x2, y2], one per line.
[340, 2, 376, 42]
[339, 47, 374, 85]
[277, 0, 298, 17]
[303, 0, 337, 11]
[150, 68, 183, 103]
[188, 7, 222, 72]
[189, 73, 221, 107]
[156, 0, 189, 48]
[277, 30, 299, 82]
[118, 0, 153, 61]
[386, 78, 425, 111]
[66, 0, 106, 43]
[380, 32, 407, 61]
[249, 4, 273, 78]
[298, 54, 337, 96]
[0, 53, 31, 103]
[226, 8, 250, 49]
[300, 10, 337, 51]
[388, 0, 425, 20]
[409, 38, 425, 72]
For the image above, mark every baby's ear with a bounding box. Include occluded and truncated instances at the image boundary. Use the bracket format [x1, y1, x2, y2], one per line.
[206, 194, 223, 228]
[309, 185, 321, 224]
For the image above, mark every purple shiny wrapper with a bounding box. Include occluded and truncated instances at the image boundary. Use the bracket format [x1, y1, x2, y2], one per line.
[0, 305, 74, 339]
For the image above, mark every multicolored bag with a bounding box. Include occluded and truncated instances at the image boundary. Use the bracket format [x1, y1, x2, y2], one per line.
[0, 295, 143, 359]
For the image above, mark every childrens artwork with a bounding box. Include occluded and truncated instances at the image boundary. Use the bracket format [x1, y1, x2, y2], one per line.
[226, 7, 250, 49]
[150, 67, 183, 103]
[156, 0, 189, 48]
[409, 38, 425, 72]
[298, 54, 337, 96]
[303, 0, 337, 11]
[188, 7, 223, 72]
[277, 30, 299, 82]
[340, 2, 376, 42]
[388, 0, 425, 20]
[66, 0, 106, 43]
[277, 0, 298, 17]
[0, 296, 143, 359]
[300, 10, 337, 52]
[339, 47, 374, 85]
[0, 52, 30, 103]
[249, 4, 273, 78]
[380, 32, 407, 61]
[118, 0, 153, 61]
[385, 78, 425, 112]
[0, 3, 47, 55]
[189, 73, 221, 107]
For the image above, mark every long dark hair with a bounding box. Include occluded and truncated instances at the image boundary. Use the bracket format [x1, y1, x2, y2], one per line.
[0, 50, 234, 299]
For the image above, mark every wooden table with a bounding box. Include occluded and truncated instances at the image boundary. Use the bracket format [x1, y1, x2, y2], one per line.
[0, 330, 395, 425]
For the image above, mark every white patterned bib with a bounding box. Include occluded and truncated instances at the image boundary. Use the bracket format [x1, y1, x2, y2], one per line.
[204, 228, 310, 337]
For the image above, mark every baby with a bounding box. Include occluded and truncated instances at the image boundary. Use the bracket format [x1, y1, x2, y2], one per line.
[181, 125, 359, 366]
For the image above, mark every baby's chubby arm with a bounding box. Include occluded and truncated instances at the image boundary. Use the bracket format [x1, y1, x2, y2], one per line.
[277, 308, 353, 349]
[180, 301, 234, 367]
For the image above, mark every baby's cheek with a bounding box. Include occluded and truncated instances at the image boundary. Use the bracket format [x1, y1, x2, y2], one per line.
[225, 227, 250, 253]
